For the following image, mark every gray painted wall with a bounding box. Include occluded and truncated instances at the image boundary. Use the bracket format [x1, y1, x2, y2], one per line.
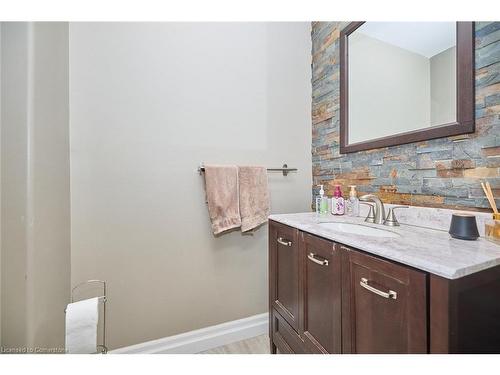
[69, 22, 312, 350]
[28, 22, 70, 352]
[0, 21, 311, 352]
[1, 22, 70, 352]
[1, 22, 29, 349]
[0, 23, 2, 347]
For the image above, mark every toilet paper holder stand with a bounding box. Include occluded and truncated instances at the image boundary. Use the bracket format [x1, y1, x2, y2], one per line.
[67, 279, 108, 354]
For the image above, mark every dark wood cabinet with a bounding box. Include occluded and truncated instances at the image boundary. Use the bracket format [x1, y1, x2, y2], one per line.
[300, 233, 341, 354]
[341, 246, 427, 353]
[271, 309, 306, 354]
[430, 269, 500, 353]
[269, 219, 500, 354]
[269, 221, 301, 331]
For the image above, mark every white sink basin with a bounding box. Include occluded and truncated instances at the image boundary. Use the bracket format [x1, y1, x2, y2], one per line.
[319, 222, 400, 238]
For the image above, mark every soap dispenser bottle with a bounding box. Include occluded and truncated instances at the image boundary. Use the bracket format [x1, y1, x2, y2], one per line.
[315, 185, 329, 217]
[346, 185, 360, 217]
[331, 185, 345, 215]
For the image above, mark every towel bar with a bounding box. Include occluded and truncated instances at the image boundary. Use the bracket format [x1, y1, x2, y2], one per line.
[198, 163, 298, 176]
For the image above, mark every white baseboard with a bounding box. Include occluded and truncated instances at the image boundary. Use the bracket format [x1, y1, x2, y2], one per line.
[110, 313, 268, 354]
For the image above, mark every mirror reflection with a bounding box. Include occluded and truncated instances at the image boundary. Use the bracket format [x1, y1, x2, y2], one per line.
[348, 22, 457, 144]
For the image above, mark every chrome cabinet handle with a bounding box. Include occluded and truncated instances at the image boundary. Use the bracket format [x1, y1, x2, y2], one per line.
[277, 237, 292, 247]
[360, 278, 397, 300]
[308, 253, 329, 266]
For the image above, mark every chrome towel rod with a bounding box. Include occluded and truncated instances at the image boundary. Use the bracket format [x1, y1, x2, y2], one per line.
[198, 163, 298, 177]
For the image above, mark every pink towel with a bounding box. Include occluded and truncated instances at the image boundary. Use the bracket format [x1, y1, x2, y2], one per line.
[204, 165, 242, 235]
[238, 166, 270, 232]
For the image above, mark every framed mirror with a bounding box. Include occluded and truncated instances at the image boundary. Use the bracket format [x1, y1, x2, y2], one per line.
[340, 22, 475, 153]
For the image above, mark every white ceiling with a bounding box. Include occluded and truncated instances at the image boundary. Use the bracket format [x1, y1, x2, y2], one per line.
[357, 22, 456, 58]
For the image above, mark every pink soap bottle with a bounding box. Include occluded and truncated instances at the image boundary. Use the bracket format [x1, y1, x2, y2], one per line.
[331, 185, 345, 215]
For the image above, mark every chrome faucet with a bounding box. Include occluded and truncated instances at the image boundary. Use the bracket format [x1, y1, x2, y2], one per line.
[359, 194, 386, 225]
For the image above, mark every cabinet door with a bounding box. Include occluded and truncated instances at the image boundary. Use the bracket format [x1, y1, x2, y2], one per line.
[269, 220, 301, 331]
[341, 246, 427, 354]
[301, 233, 341, 353]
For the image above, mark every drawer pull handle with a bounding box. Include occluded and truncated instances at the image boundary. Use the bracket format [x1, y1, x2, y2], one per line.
[308, 253, 329, 266]
[360, 278, 397, 300]
[277, 237, 292, 247]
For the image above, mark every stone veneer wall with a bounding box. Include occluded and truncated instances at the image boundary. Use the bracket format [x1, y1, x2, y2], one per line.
[311, 22, 500, 210]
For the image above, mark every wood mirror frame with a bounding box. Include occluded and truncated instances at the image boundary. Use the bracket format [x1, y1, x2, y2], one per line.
[340, 22, 475, 154]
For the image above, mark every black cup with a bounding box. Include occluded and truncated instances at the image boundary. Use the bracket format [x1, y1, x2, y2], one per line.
[449, 213, 479, 240]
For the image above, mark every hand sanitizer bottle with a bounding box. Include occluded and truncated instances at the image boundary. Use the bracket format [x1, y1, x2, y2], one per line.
[315, 185, 328, 217]
[331, 185, 345, 215]
[346, 185, 360, 217]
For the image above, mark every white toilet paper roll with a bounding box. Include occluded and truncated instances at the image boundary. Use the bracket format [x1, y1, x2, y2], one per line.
[65, 297, 99, 354]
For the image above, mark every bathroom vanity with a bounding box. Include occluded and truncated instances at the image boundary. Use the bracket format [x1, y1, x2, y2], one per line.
[268, 212, 500, 354]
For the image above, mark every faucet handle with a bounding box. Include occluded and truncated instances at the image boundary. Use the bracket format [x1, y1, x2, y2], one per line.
[384, 206, 409, 227]
[360, 202, 376, 223]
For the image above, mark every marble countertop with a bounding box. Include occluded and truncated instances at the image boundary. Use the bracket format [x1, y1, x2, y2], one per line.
[269, 212, 500, 279]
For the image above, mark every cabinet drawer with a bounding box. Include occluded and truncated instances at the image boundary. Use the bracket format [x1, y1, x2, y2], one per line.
[272, 309, 306, 354]
[341, 246, 427, 353]
[269, 220, 301, 331]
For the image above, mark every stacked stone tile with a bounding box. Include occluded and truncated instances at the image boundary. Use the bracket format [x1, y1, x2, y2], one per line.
[311, 22, 500, 210]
